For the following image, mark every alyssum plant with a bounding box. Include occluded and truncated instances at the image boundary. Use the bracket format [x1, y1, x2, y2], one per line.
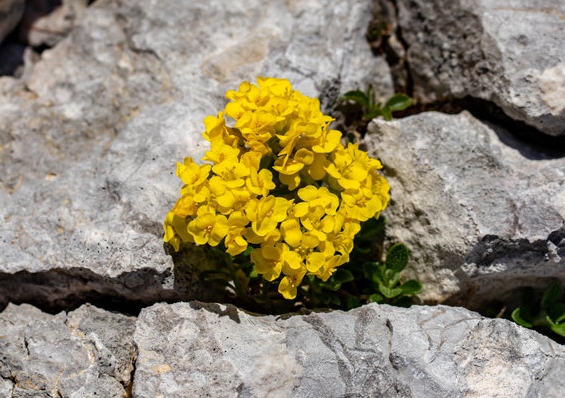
[163, 77, 420, 310]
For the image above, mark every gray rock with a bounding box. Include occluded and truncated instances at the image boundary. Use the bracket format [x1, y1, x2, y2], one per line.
[19, 0, 90, 48]
[133, 301, 565, 398]
[0, 303, 136, 397]
[0, 0, 25, 44]
[376, 0, 565, 136]
[0, 0, 391, 309]
[367, 111, 565, 307]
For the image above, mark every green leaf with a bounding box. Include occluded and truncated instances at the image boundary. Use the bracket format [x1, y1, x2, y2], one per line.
[341, 90, 370, 109]
[385, 243, 410, 273]
[383, 269, 401, 288]
[318, 292, 341, 306]
[367, 85, 376, 108]
[399, 279, 422, 295]
[548, 317, 565, 338]
[319, 269, 354, 291]
[363, 262, 384, 285]
[318, 280, 340, 292]
[552, 304, 565, 324]
[344, 296, 361, 311]
[353, 240, 373, 254]
[541, 281, 563, 310]
[357, 217, 386, 240]
[333, 269, 355, 284]
[363, 109, 383, 120]
[511, 308, 533, 328]
[384, 93, 413, 112]
[369, 293, 385, 303]
[378, 283, 403, 299]
[380, 107, 393, 121]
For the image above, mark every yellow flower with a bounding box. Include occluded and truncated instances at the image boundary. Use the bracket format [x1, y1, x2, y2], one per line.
[245, 226, 281, 246]
[246, 168, 275, 197]
[225, 211, 249, 256]
[177, 157, 211, 187]
[278, 248, 307, 299]
[311, 128, 342, 154]
[330, 217, 361, 255]
[215, 185, 251, 215]
[165, 76, 392, 301]
[277, 120, 319, 162]
[278, 172, 301, 191]
[187, 210, 229, 246]
[257, 76, 293, 97]
[341, 173, 389, 221]
[245, 195, 290, 237]
[325, 147, 367, 191]
[296, 186, 339, 215]
[280, 217, 302, 248]
[273, 155, 305, 176]
[251, 243, 288, 281]
[314, 253, 349, 281]
[163, 210, 192, 251]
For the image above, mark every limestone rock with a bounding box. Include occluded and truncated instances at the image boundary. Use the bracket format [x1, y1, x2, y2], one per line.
[0, 0, 25, 44]
[133, 301, 565, 397]
[0, 0, 392, 310]
[0, 303, 136, 397]
[376, 0, 565, 136]
[4, 301, 564, 397]
[367, 112, 565, 307]
[19, 0, 90, 48]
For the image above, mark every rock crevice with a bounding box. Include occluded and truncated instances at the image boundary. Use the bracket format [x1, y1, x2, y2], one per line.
[374, 0, 565, 139]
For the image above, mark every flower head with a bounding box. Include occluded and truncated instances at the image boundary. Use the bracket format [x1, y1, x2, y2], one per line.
[164, 77, 390, 300]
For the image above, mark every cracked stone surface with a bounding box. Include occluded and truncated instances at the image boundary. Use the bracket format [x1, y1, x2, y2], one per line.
[2, 302, 565, 396]
[0, 0, 392, 310]
[132, 301, 565, 398]
[3, 0, 565, 395]
[0, 303, 136, 398]
[367, 111, 565, 307]
[375, 0, 565, 136]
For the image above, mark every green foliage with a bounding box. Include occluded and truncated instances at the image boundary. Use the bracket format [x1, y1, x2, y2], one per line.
[363, 243, 422, 306]
[341, 85, 412, 121]
[511, 281, 565, 339]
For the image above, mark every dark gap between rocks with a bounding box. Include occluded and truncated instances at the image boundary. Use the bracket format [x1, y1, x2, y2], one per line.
[448, 227, 565, 311]
[0, 0, 98, 77]
[0, 267, 182, 316]
[0, 28, 25, 76]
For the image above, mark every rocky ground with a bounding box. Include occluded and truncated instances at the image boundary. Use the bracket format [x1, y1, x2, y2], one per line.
[1, 0, 564, 397]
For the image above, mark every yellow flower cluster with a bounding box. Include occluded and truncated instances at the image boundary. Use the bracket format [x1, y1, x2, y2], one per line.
[164, 77, 390, 299]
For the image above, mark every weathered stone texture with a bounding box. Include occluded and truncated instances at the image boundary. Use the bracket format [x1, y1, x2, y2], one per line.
[367, 112, 565, 306]
[34, 0, 89, 46]
[0, 0, 391, 309]
[133, 301, 565, 398]
[376, 0, 565, 136]
[0, 303, 136, 397]
[2, 301, 565, 397]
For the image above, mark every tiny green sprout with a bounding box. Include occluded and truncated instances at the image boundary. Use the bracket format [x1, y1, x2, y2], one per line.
[511, 281, 565, 339]
[341, 85, 412, 121]
[363, 243, 422, 307]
